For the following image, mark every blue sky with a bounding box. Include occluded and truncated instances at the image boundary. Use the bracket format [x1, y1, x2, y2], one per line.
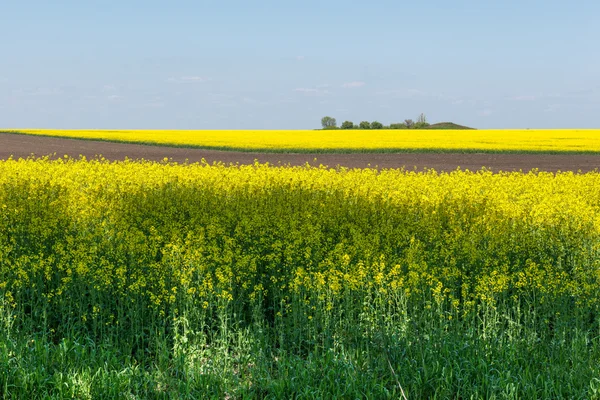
[1, 0, 599, 129]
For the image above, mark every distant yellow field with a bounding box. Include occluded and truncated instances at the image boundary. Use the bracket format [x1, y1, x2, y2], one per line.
[3, 129, 600, 153]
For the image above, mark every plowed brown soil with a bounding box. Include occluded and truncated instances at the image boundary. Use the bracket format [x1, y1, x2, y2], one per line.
[1, 133, 599, 172]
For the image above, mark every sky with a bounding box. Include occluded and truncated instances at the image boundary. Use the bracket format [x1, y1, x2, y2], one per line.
[1, 0, 599, 129]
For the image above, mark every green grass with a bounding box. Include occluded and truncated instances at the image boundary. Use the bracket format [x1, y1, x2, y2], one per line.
[2, 298, 599, 398]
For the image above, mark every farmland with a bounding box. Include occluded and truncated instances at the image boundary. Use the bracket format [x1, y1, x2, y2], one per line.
[4, 128, 600, 153]
[1, 157, 600, 398]
[5, 0, 599, 397]
[4, 132, 600, 172]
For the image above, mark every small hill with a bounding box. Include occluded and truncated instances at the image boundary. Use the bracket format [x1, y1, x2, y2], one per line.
[426, 122, 475, 130]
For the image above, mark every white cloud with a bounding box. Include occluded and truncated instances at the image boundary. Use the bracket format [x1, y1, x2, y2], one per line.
[102, 84, 117, 92]
[241, 97, 268, 106]
[211, 100, 237, 107]
[565, 87, 599, 97]
[107, 95, 123, 101]
[375, 88, 448, 100]
[209, 93, 237, 107]
[342, 81, 366, 88]
[168, 76, 212, 83]
[296, 55, 305, 61]
[141, 96, 165, 108]
[12, 87, 63, 96]
[293, 88, 330, 96]
[479, 109, 493, 117]
[405, 88, 427, 96]
[294, 88, 319, 93]
[141, 101, 165, 109]
[544, 104, 561, 113]
[510, 95, 537, 101]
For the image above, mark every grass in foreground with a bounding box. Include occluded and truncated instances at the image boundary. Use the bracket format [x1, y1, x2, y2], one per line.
[2, 128, 600, 153]
[1, 159, 600, 398]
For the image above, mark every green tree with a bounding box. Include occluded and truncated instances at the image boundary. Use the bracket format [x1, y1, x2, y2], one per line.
[359, 121, 371, 129]
[370, 121, 383, 129]
[321, 116, 337, 129]
[389, 123, 407, 129]
[341, 121, 354, 129]
[414, 113, 430, 129]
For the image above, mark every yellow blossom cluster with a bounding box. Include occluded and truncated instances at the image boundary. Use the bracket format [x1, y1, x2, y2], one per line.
[0, 158, 599, 336]
[4, 128, 600, 153]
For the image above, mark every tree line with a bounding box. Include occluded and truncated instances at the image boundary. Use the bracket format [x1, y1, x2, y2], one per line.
[321, 113, 430, 130]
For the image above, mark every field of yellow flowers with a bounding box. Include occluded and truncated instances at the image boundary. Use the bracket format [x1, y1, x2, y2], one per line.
[1, 158, 600, 398]
[4, 128, 600, 153]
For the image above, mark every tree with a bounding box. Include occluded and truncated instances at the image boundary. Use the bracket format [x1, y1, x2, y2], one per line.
[404, 119, 414, 128]
[359, 121, 371, 129]
[414, 113, 430, 129]
[321, 116, 337, 129]
[341, 120, 354, 129]
[370, 121, 383, 129]
[389, 123, 407, 129]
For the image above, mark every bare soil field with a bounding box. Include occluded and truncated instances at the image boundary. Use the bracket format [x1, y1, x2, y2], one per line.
[1, 132, 599, 172]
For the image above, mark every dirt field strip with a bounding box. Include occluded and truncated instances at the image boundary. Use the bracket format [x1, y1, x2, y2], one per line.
[1, 132, 600, 172]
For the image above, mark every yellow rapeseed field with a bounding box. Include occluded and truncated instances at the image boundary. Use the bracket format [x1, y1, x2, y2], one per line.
[2, 158, 600, 397]
[4, 128, 600, 153]
[1, 158, 599, 318]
